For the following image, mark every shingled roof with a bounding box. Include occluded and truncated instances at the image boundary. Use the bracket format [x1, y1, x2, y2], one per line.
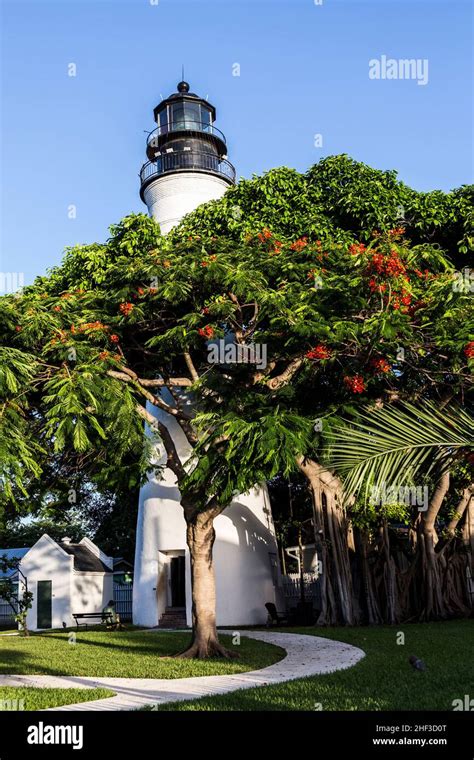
[59, 542, 112, 573]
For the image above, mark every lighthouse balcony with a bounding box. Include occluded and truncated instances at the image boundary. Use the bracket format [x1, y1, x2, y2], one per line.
[146, 122, 227, 160]
[139, 149, 236, 199]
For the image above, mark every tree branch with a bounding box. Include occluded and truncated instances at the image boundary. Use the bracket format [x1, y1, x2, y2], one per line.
[265, 357, 304, 390]
[136, 404, 187, 482]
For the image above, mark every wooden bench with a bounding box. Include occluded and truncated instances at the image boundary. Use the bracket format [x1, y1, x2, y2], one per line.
[72, 612, 114, 630]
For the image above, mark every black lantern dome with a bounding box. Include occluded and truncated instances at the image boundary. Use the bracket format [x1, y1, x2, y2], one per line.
[139, 81, 235, 200]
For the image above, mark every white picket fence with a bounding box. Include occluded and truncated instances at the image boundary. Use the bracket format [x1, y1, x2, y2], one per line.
[281, 572, 319, 600]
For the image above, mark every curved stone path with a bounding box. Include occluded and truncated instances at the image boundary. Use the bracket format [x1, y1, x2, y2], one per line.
[0, 630, 365, 711]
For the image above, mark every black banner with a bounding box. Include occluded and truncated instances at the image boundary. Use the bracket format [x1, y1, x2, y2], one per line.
[0, 711, 471, 758]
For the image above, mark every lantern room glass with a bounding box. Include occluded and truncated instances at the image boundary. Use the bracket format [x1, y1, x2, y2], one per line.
[159, 102, 213, 133]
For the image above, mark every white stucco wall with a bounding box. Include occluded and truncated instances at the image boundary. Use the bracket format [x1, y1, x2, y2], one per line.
[20, 535, 73, 631]
[143, 172, 231, 234]
[72, 573, 113, 616]
[213, 489, 280, 626]
[133, 392, 282, 628]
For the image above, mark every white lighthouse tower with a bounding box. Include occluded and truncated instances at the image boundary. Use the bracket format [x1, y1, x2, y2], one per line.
[133, 81, 281, 628]
[139, 80, 235, 233]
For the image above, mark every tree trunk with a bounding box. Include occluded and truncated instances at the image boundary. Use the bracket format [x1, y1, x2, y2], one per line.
[297, 458, 357, 625]
[177, 510, 238, 659]
[418, 472, 450, 620]
[355, 527, 383, 624]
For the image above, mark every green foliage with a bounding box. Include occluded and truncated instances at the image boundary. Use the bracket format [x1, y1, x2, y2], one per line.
[0, 155, 472, 530]
[325, 401, 474, 502]
[0, 347, 44, 505]
[172, 155, 472, 264]
[43, 214, 162, 292]
[186, 408, 314, 504]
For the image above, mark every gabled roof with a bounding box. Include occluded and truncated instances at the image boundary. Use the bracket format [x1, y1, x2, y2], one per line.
[0, 548, 30, 578]
[58, 542, 111, 573]
[113, 557, 133, 570]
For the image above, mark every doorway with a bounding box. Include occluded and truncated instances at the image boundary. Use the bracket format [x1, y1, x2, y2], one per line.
[37, 580, 52, 629]
[170, 556, 185, 607]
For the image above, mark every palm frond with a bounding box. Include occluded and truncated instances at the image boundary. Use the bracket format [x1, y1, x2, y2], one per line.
[325, 401, 473, 499]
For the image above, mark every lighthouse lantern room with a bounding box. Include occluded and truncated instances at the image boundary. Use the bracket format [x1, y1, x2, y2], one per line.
[139, 81, 236, 233]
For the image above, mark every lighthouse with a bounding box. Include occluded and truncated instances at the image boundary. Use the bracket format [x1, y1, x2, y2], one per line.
[133, 81, 281, 629]
[139, 80, 235, 234]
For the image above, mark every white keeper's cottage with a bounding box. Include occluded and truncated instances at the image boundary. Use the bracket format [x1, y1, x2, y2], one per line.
[133, 81, 282, 628]
[0, 535, 114, 631]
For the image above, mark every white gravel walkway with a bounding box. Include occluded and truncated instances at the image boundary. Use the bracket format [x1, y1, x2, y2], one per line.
[0, 630, 365, 711]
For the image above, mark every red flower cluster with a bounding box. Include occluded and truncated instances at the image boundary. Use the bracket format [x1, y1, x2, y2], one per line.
[368, 279, 387, 293]
[110, 334, 120, 344]
[201, 254, 217, 267]
[344, 375, 366, 394]
[257, 228, 272, 242]
[414, 268, 431, 279]
[392, 291, 412, 311]
[98, 351, 109, 361]
[119, 302, 134, 316]
[305, 344, 332, 360]
[370, 357, 391, 374]
[464, 342, 474, 359]
[198, 325, 214, 339]
[53, 305, 62, 312]
[369, 250, 406, 278]
[15, 325, 22, 332]
[349, 242, 366, 256]
[290, 237, 308, 252]
[388, 227, 405, 236]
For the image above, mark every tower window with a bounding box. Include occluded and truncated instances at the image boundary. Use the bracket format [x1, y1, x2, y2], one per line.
[159, 107, 168, 134]
[184, 102, 200, 129]
[201, 107, 212, 130]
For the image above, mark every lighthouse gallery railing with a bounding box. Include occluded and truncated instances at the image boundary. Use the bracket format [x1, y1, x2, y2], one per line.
[140, 150, 236, 186]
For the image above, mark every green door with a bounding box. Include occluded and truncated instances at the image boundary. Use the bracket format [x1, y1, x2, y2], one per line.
[37, 581, 52, 629]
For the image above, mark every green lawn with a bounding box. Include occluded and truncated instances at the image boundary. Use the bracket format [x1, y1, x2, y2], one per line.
[156, 619, 474, 711]
[0, 630, 284, 678]
[0, 687, 115, 710]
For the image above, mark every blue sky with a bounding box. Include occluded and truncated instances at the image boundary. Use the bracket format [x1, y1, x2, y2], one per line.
[1, 0, 472, 285]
